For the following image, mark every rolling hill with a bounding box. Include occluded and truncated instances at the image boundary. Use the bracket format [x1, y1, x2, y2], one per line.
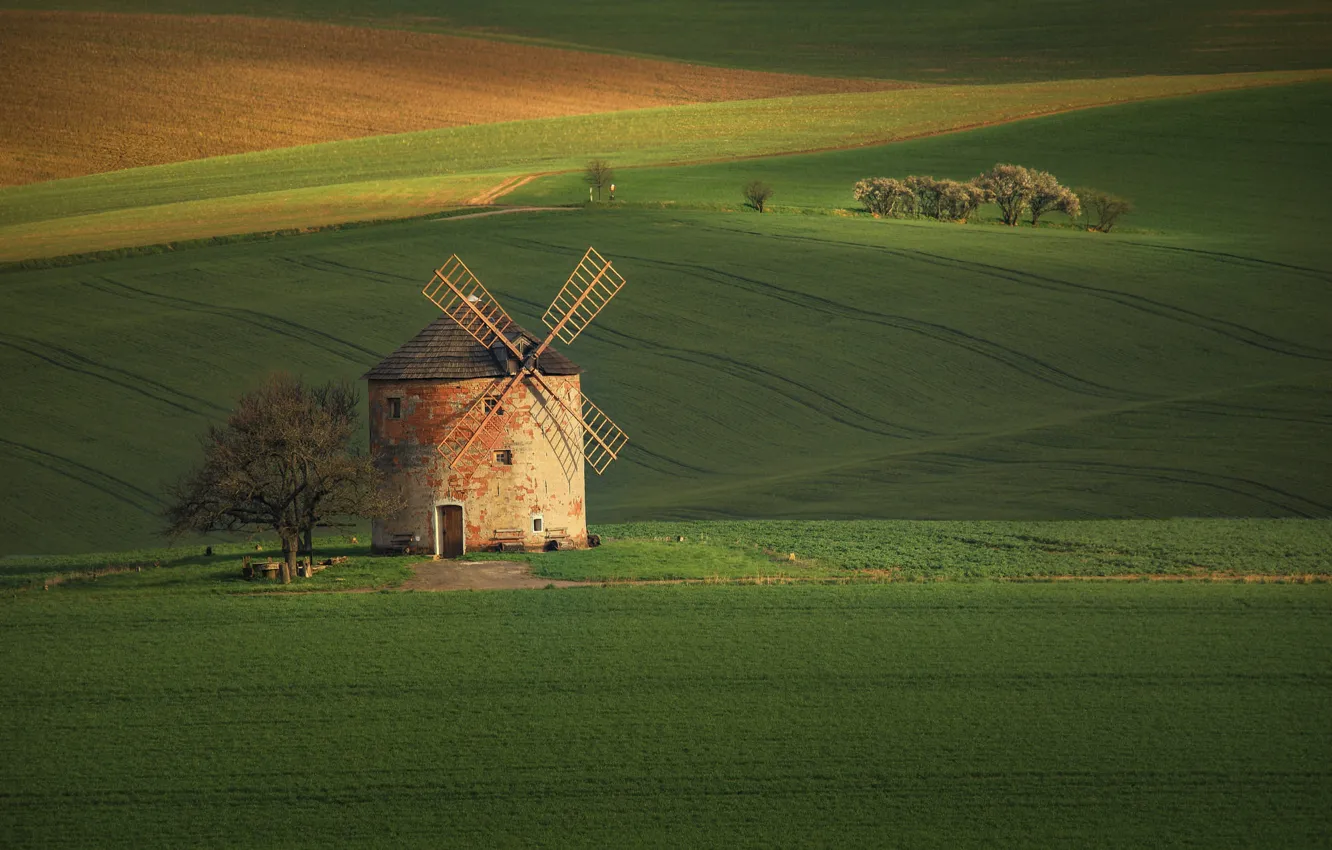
[2, 69, 1324, 263]
[1, 81, 1329, 554]
[0, 10, 905, 186]
[12, 0, 1332, 81]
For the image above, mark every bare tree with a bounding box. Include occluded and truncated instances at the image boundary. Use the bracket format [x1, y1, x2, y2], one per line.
[584, 159, 614, 202]
[975, 164, 1036, 226]
[164, 374, 402, 583]
[743, 180, 773, 213]
[1074, 187, 1133, 232]
[1028, 170, 1081, 226]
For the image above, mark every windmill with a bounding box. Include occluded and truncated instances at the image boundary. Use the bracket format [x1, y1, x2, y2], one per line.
[422, 246, 629, 491]
[361, 247, 629, 557]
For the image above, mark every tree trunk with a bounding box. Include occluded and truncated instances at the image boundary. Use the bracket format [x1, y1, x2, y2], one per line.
[280, 536, 296, 584]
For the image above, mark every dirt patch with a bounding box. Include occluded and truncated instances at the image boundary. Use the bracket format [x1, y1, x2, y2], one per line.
[0, 11, 912, 186]
[400, 559, 589, 591]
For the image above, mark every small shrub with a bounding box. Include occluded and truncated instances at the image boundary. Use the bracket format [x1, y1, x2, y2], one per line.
[743, 180, 773, 213]
[936, 179, 987, 222]
[853, 177, 914, 217]
[1074, 187, 1133, 232]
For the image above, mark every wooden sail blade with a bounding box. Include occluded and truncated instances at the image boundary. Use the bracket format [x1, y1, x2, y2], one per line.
[528, 372, 629, 475]
[578, 394, 629, 475]
[540, 247, 625, 347]
[435, 373, 524, 472]
[422, 255, 523, 359]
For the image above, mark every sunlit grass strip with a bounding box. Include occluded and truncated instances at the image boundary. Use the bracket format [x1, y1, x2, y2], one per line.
[0, 70, 1325, 261]
[0, 174, 503, 263]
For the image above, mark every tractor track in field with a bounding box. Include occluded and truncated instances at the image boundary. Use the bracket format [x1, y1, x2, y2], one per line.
[0, 333, 225, 418]
[704, 225, 1332, 363]
[505, 235, 1141, 403]
[926, 452, 1332, 518]
[79, 276, 384, 366]
[498, 279, 931, 440]
[0, 438, 162, 515]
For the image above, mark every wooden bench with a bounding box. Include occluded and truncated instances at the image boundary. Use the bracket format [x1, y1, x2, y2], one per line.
[542, 527, 569, 551]
[492, 528, 525, 552]
[384, 533, 419, 555]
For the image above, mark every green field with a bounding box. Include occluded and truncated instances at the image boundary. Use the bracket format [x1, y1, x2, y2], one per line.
[4, 206, 1330, 553]
[3, 80, 1331, 555]
[15, 0, 1332, 81]
[4, 5, 1331, 847]
[3, 71, 1324, 263]
[2, 574, 1329, 846]
[8, 519, 1328, 590]
[506, 81, 1332, 266]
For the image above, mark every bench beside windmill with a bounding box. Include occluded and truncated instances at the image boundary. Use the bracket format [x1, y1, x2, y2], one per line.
[363, 248, 629, 557]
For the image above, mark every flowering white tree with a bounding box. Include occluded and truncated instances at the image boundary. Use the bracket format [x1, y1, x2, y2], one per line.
[853, 177, 915, 217]
[1028, 169, 1081, 226]
[975, 163, 1036, 226]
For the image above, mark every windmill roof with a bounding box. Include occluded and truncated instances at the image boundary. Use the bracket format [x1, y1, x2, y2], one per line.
[362, 318, 581, 381]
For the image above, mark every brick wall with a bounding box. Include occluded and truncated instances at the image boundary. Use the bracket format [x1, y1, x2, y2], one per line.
[368, 376, 588, 554]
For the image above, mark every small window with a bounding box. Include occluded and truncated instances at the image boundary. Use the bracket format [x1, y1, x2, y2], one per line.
[494, 449, 513, 465]
[532, 516, 544, 533]
[483, 396, 504, 416]
[387, 397, 402, 419]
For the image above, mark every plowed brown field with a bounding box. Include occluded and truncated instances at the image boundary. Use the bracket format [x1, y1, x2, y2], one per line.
[0, 11, 911, 186]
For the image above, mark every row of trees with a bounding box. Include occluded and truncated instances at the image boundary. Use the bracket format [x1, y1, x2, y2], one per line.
[165, 374, 402, 583]
[586, 157, 1130, 231]
[854, 164, 1131, 231]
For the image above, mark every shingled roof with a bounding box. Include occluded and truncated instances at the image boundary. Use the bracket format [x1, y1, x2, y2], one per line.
[362, 318, 581, 381]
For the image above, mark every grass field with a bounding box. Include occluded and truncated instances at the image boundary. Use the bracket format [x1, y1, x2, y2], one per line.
[505, 81, 1332, 266]
[2, 81, 1329, 554]
[2, 205, 1330, 553]
[4, 6, 1330, 847]
[2, 575, 1328, 846]
[3, 70, 1324, 262]
[542, 519, 1332, 582]
[15, 0, 1332, 82]
[8, 519, 1328, 590]
[0, 11, 905, 186]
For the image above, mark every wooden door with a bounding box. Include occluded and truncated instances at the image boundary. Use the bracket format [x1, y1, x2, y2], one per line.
[437, 505, 464, 558]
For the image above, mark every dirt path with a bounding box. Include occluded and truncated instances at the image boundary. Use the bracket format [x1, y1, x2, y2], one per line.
[464, 174, 544, 205]
[400, 560, 589, 591]
[438, 205, 574, 222]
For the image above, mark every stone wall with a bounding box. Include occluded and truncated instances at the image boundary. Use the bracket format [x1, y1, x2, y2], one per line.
[368, 375, 588, 555]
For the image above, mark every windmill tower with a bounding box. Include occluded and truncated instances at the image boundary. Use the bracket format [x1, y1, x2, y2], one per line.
[363, 247, 628, 557]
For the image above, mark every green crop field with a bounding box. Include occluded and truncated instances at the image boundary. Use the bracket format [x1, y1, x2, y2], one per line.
[506, 81, 1332, 267]
[1, 571, 1329, 846]
[3, 70, 1324, 263]
[540, 518, 1332, 582]
[8, 519, 1328, 590]
[4, 4, 1331, 847]
[3, 80, 1331, 555]
[13, 0, 1332, 82]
